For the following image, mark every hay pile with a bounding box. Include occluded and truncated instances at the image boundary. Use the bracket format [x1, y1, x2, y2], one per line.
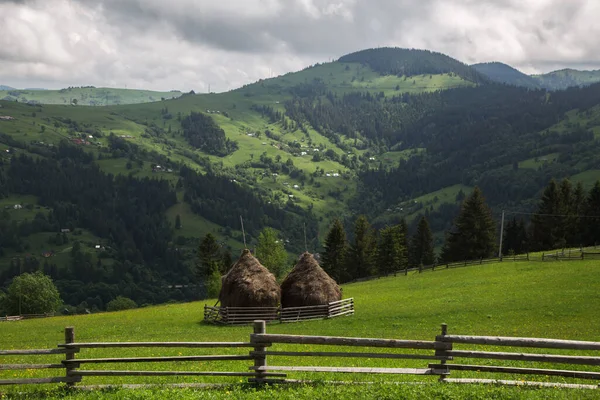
[280, 252, 341, 308]
[219, 249, 281, 308]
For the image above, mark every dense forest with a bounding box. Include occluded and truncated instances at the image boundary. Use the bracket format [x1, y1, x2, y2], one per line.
[181, 112, 237, 156]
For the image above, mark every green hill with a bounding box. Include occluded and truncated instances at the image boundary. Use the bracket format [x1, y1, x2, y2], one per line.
[339, 48, 488, 83]
[2, 258, 599, 399]
[533, 69, 600, 90]
[471, 62, 541, 88]
[0, 86, 183, 106]
[2, 47, 600, 312]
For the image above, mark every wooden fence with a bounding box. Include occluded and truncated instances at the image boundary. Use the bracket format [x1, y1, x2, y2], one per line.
[2, 322, 599, 389]
[542, 248, 600, 261]
[204, 298, 354, 325]
[0, 313, 54, 322]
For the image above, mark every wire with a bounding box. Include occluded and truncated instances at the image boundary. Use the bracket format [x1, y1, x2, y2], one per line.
[503, 210, 600, 219]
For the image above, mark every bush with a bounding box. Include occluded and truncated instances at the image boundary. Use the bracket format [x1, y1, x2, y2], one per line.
[4, 272, 61, 315]
[106, 296, 137, 312]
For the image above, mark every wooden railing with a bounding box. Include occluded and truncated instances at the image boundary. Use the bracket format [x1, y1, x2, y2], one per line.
[2, 323, 599, 389]
[0, 313, 54, 322]
[204, 298, 354, 325]
[431, 329, 600, 386]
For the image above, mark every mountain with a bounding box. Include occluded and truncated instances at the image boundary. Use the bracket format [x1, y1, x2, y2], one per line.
[1, 47, 600, 311]
[0, 85, 15, 91]
[339, 48, 488, 84]
[532, 69, 600, 90]
[471, 62, 540, 89]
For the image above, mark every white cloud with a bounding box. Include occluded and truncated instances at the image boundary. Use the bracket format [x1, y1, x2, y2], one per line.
[1, 0, 599, 91]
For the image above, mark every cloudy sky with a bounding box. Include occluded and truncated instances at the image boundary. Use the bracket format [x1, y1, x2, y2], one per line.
[1, 0, 599, 92]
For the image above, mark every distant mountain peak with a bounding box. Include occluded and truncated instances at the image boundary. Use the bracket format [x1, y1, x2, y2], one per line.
[338, 47, 488, 84]
[471, 62, 540, 89]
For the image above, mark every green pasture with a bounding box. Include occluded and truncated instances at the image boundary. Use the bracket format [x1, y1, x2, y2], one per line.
[1, 258, 599, 399]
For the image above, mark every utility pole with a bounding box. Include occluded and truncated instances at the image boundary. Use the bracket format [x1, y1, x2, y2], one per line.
[18, 261, 22, 316]
[498, 210, 505, 259]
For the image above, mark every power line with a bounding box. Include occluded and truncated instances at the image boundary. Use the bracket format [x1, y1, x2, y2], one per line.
[503, 210, 600, 219]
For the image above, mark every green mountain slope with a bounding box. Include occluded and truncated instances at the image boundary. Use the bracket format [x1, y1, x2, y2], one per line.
[340, 48, 488, 83]
[2, 47, 600, 311]
[533, 69, 600, 90]
[0, 87, 183, 106]
[471, 62, 540, 88]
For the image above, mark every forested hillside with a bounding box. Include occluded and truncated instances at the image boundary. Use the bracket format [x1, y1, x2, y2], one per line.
[1, 47, 600, 312]
[471, 62, 540, 88]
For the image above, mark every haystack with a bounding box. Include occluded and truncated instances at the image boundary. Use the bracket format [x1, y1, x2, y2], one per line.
[280, 252, 341, 308]
[219, 249, 280, 308]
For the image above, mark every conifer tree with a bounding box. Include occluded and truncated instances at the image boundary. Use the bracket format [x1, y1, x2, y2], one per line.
[441, 187, 496, 262]
[411, 216, 435, 266]
[376, 225, 404, 275]
[196, 233, 222, 279]
[321, 218, 348, 283]
[398, 219, 409, 270]
[570, 182, 586, 247]
[584, 181, 600, 246]
[348, 215, 377, 279]
[502, 217, 528, 255]
[530, 179, 562, 251]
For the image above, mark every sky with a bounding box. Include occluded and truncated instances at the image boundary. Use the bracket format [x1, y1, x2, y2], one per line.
[1, 0, 600, 92]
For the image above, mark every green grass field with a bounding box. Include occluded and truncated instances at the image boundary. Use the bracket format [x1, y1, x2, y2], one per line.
[1, 258, 599, 398]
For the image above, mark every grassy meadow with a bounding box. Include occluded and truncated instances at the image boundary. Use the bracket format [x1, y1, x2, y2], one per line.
[1, 258, 599, 398]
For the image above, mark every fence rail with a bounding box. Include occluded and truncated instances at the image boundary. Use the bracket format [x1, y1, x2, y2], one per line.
[0, 313, 54, 322]
[2, 323, 600, 389]
[204, 298, 354, 325]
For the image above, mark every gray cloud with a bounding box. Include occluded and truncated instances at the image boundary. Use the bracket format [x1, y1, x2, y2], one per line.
[1, 0, 599, 91]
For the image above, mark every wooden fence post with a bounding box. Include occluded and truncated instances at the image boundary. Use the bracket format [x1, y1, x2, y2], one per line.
[64, 326, 77, 387]
[252, 320, 267, 384]
[435, 323, 449, 381]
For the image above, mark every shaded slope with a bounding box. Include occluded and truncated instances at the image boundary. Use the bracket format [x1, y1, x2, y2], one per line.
[472, 62, 540, 89]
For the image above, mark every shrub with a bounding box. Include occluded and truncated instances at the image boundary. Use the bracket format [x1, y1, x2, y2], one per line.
[106, 296, 137, 312]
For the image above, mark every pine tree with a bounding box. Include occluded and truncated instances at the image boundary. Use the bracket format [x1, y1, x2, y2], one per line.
[569, 182, 586, 247]
[321, 219, 348, 283]
[175, 214, 182, 230]
[530, 179, 562, 251]
[348, 215, 377, 279]
[196, 233, 222, 280]
[503, 217, 528, 255]
[376, 225, 404, 275]
[398, 219, 409, 270]
[411, 216, 435, 266]
[441, 187, 497, 262]
[584, 181, 600, 246]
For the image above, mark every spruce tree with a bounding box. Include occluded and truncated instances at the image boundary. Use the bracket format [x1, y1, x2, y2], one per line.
[441, 187, 497, 262]
[531, 179, 561, 251]
[411, 216, 435, 266]
[376, 225, 405, 275]
[398, 219, 410, 270]
[503, 217, 528, 255]
[584, 181, 600, 246]
[570, 182, 586, 247]
[196, 233, 222, 280]
[321, 218, 348, 283]
[348, 215, 377, 279]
